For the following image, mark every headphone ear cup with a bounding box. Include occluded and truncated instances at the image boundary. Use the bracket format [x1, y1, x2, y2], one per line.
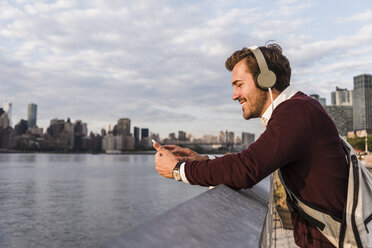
[249, 46, 277, 90]
[254, 74, 263, 90]
[256, 70, 276, 90]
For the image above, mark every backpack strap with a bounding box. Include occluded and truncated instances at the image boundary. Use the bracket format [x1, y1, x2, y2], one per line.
[277, 169, 326, 231]
[277, 169, 343, 246]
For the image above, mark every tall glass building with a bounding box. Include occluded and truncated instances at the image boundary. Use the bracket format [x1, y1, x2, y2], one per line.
[28, 103, 37, 127]
[353, 74, 372, 130]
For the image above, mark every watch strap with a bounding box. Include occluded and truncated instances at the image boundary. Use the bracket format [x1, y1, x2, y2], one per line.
[174, 161, 182, 170]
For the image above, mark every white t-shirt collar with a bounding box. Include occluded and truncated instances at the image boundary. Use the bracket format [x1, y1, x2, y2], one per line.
[260, 85, 299, 127]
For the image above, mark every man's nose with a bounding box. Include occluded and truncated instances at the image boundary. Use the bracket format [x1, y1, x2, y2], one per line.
[232, 89, 240, 101]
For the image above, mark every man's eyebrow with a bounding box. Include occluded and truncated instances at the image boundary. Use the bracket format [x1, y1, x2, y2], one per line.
[232, 80, 242, 86]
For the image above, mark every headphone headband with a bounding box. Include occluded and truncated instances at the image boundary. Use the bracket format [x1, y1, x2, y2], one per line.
[248, 46, 276, 90]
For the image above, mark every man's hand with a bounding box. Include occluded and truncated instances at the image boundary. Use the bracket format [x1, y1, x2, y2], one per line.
[153, 141, 179, 178]
[163, 145, 209, 162]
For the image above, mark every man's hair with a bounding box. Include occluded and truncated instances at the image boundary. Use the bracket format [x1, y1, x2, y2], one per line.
[225, 43, 291, 92]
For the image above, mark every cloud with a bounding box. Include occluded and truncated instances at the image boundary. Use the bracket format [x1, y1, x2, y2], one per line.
[342, 9, 372, 22]
[1, 0, 372, 139]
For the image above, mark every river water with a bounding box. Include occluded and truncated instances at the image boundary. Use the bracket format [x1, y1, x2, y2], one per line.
[0, 153, 208, 248]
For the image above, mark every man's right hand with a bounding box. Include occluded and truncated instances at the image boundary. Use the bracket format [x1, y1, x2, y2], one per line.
[163, 145, 209, 162]
[153, 142, 179, 179]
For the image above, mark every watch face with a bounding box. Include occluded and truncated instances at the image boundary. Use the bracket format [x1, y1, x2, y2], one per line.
[173, 170, 181, 181]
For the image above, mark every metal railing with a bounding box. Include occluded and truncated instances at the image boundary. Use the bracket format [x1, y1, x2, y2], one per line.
[103, 184, 269, 248]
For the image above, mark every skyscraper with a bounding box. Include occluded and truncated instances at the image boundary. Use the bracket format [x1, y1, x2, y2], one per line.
[27, 103, 37, 127]
[3, 102, 12, 126]
[134, 126, 140, 141]
[353, 74, 372, 130]
[106, 123, 111, 134]
[116, 118, 131, 136]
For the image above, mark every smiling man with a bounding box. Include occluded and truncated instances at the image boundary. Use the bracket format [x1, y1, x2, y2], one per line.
[232, 58, 271, 120]
[153, 43, 348, 247]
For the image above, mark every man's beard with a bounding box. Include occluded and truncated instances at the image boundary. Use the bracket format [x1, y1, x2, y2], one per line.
[243, 90, 267, 120]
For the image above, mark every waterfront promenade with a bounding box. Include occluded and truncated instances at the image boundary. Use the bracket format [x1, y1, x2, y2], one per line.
[272, 209, 297, 248]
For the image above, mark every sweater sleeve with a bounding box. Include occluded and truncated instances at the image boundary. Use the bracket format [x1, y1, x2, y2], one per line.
[184, 99, 312, 189]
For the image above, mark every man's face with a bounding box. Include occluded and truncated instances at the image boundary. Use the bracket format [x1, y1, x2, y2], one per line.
[231, 60, 267, 120]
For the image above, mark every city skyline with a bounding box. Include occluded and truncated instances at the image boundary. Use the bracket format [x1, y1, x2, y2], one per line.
[0, 100, 254, 141]
[0, 1, 371, 138]
[0, 72, 369, 140]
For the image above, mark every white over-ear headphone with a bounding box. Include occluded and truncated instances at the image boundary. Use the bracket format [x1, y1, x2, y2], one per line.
[248, 46, 277, 90]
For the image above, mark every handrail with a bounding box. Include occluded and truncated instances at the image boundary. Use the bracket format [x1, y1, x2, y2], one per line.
[103, 184, 268, 248]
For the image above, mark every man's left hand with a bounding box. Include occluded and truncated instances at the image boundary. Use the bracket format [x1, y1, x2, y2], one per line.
[153, 141, 179, 179]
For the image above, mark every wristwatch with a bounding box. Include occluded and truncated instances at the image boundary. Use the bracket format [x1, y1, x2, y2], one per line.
[172, 162, 183, 181]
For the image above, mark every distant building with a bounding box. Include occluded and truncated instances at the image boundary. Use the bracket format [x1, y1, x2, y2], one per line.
[309, 94, 326, 107]
[0, 112, 10, 129]
[106, 123, 111, 134]
[47, 119, 65, 138]
[81, 122, 88, 136]
[141, 128, 149, 139]
[115, 118, 131, 136]
[331, 87, 352, 106]
[102, 134, 134, 152]
[219, 130, 225, 144]
[61, 120, 74, 150]
[168, 133, 177, 140]
[102, 118, 134, 151]
[3, 102, 12, 127]
[73, 120, 85, 151]
[178, 130, 187, 141]
[242, 132, 255, 148]
[134, 126, 140, 147]
[28, 126, 43, 136]
[235, 136, 242, 145]
[187, 133, 195, 142]
[353, 74, 372, 130]
[0, 127, 16, 149]
[134, 126, 140, 141]
[324, 105, 353, 136]
[141, 128, 150, 148]
[27, 103, 37, 127]
[325, 86, 354, 136]
[122, 135, 135, 151]
[227, 131, 235, 144]
[15, 119, 29, 135]
[151, 133, 160, 142]
[45, 118, 88, 151]
[201, 134, 218, 143]
[102, 135, 115, 151]
[84, 132, 102, 152]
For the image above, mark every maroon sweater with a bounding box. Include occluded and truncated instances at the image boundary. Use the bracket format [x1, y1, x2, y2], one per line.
[185, 92, 348, 247]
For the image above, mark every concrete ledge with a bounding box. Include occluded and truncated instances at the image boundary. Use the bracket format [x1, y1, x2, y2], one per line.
[103, 184, 268, 248]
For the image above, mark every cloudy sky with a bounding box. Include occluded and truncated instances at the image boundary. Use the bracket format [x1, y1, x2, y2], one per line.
[1, 0, 371, 139]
